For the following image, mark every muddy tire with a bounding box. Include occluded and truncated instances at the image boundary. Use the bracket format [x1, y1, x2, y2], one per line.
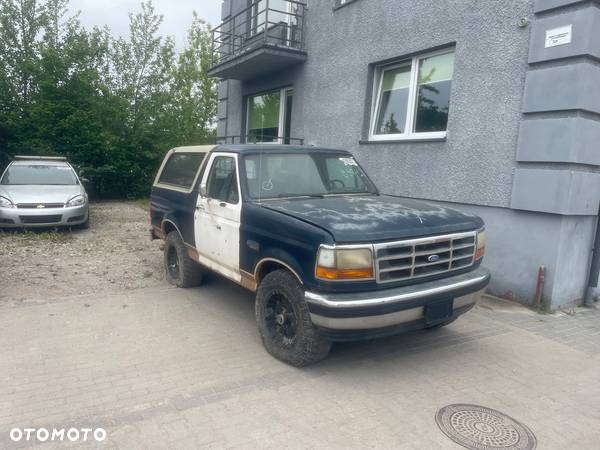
[164, 231, 203, 288]
[255, 269, 331, 367]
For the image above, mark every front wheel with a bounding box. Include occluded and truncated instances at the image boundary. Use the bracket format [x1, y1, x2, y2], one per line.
[255, 269, 331, 367]
[164, 231, 204, 288]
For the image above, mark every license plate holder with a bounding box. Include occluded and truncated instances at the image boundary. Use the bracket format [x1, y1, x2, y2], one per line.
[425, 299, 453, 325]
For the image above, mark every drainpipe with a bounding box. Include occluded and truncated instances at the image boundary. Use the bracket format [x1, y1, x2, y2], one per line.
[584, 203, 600, 306]
[534, 266, 545, 309]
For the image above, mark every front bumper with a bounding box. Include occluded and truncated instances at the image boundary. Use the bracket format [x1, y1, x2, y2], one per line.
[0, 204, 88, 228]
[305, 267, 490, 341]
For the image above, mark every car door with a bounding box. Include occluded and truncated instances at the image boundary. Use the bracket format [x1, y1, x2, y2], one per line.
[194, 153, 242, 283]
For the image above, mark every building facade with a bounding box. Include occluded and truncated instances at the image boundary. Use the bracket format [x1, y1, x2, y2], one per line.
[209, 0, 600, 310]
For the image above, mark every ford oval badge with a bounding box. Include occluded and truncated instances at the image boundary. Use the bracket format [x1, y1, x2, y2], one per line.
[428, 254, 440, 263]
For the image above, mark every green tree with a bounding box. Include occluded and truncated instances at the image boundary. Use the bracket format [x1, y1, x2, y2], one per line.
[0, 0, 218, 197]
[167, 12, 217, 146]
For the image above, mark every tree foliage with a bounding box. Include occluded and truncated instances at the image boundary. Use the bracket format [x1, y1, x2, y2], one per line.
[0, 0, 217, 198]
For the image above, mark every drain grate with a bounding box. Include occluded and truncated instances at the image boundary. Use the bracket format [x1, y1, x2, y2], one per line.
[435, 404, 537, 450]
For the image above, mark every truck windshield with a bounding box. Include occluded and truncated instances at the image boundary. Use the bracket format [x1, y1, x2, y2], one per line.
[1, 165, 78, 185]
[243, 153, 377, 200]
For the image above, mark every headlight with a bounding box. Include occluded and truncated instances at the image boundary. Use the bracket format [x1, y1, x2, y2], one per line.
[0, 195, 14, 208]
[66, 194, 86, 207]
[475, 230, 485, 260]
[316, 246, 374, 281]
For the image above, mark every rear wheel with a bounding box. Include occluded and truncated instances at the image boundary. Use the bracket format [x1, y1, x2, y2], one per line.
[164, 231, 203, 288]
[255, 269, 331, 367]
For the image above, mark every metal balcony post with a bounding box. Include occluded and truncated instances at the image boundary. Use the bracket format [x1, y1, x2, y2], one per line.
[264, 0, 269, 45]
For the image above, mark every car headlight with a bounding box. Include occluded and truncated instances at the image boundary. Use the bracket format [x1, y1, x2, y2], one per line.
[66, 194, 86, 207]
[0, 195, 14, 208]
[475, 229, 485, 260]
[316, 246, 374, 281]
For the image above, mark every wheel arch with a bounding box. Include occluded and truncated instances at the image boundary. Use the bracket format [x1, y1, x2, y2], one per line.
[161, 219, 183, 239]
[254, 257, 303, 286]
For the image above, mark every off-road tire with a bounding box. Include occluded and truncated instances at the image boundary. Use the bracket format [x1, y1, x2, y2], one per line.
[255, 269, 331, 367]
[164, 231, 203, 288]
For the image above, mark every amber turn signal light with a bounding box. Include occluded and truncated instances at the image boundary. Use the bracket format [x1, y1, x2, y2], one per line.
[316, 267, 374, 280]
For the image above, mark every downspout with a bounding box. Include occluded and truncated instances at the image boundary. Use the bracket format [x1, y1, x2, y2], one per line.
[584, 203, 600, 306]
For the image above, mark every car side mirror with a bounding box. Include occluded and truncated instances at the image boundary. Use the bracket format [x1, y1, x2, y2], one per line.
[81, 177, 90, 183]
[199, 184, 207, 197]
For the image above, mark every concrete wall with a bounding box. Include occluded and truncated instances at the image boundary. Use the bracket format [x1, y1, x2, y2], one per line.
[224, 0, 534, 207]
[436, 201, 593, 308]
[218, 0, 600, 309]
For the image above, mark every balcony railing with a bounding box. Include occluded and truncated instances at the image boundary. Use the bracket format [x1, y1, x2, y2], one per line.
[216, 135, 304, 146]
[209, 0, 308, 80]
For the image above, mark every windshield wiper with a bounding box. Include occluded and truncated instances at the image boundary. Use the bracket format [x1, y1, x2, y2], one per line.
[277, 193, 325, 199]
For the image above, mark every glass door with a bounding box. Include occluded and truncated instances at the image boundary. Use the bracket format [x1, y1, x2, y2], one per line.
[251, 0, 293, 45]
[247, 88, 293, 144]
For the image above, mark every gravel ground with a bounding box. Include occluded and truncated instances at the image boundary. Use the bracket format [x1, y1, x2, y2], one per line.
[0, 201, 165, 304]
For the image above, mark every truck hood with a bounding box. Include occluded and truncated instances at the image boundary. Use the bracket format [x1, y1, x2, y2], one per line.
[260, 195, 483, 243]
[0, 185, 83, 205]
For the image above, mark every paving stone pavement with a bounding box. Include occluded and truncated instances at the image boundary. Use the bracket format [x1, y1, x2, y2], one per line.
[1, 279, 599, 449]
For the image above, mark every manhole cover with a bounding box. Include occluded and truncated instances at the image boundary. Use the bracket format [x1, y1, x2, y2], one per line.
[435, 404, 537, 450]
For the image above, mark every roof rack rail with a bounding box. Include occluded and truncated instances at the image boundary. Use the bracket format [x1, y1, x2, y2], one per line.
[14, 155, 68, 161]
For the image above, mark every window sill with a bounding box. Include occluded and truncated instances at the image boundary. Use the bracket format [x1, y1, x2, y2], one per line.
[333, 0, 360, 11]
[359, 136, 447, 145]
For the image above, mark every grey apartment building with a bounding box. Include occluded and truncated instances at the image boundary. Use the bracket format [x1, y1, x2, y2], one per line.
[208, 0, 600, 310]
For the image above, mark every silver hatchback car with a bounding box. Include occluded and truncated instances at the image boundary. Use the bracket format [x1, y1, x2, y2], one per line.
[0, 156, 89, 228]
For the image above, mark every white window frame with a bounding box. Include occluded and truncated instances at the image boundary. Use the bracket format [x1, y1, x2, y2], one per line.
[369, 48, 455, 142]
[246, 87, 294, 144]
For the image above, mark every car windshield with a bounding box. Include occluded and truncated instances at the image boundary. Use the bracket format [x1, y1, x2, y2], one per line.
[243, 152, 377, 200]
[1, 164, 78, 185]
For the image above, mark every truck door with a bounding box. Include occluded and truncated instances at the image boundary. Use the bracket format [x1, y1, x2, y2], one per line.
[194, 153, 242, 283]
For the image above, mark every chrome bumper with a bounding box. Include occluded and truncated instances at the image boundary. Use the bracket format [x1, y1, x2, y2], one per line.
[305, 267, 490, 334]
[0, 204, 88, 227]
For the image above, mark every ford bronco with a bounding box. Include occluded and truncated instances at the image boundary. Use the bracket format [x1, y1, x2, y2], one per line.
[150, 144, 490, 366]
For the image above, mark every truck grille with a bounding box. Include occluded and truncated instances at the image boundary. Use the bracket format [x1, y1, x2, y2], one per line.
[374, 231, 477, 283]
[20, 215, 62, 224]
[17, 203, 64, 209]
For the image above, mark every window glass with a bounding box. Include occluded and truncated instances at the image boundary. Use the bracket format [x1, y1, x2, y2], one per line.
[374, 64, 411, 135]
[244, 153, 376, 199]
[1, 164, 78, 185]
[414, 52, 455, 132]
[158, 153, 205, 188]
[248, 91, 281, 143]
[325, 157, 370, 192]
[253, 0, 290, 35]
[370, 50, 455, 139]
[207, 157, 239, 204]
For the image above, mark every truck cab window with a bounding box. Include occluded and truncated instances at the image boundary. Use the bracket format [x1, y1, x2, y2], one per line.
[158, 153, 205, 188]
[207, 156, 239, 204]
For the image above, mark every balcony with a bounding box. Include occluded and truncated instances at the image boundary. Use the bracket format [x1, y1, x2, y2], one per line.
[208, 0, 308, 81]
[216, 135, 304, 145]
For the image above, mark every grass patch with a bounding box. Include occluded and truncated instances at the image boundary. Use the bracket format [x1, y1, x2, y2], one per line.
[133, 197, 150, 211]
[0, 228, 74, 243]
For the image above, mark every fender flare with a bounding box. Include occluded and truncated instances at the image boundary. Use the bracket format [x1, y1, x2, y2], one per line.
[254, 250, 305, 285]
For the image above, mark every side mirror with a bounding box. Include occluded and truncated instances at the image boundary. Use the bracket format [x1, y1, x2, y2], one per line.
[199, 184, 207, 197]
[81, 177, 90, 183]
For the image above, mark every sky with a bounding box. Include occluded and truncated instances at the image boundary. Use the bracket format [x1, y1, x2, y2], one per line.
[68, 0, 222, 49]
